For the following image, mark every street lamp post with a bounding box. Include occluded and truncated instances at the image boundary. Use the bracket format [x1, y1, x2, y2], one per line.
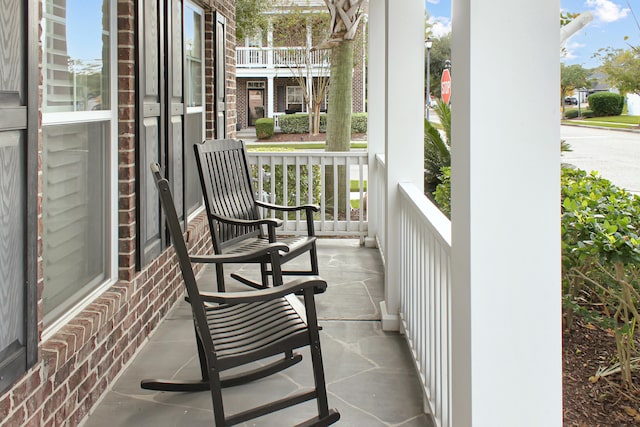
[425, 37, 433, 121]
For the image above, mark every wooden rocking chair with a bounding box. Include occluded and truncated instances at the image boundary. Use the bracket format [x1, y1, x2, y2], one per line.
[142, 163, 340, 426]
[194, 139, 320, 291]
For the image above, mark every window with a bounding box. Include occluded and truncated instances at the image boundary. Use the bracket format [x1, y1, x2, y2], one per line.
[184, 1, 205, 218]
[185, 3, 203, 108]
[286, 86, 304, 112]
[41, 0, 117, 328]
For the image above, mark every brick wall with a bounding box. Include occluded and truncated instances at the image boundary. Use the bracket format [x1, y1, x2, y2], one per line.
[0, 0, 235, 425]
[236, 78, 247, 129]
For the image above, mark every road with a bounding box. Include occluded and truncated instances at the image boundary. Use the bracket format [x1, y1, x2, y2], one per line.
[560, 125, 640, 193]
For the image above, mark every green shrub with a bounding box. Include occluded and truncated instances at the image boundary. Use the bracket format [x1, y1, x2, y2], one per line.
[587, 92, 624, 117]
[255, 118, 275, 139]
[279, 112, 367, 134]
[250, 148, 321, 219]
[563, 109, 595, 119]
[351, 113, 368, 133]
[564, 109, 579, 119]
[434, 166, 451, 218]
[561, 167, 640, 386]
[280, 114, 316, 134]
[424, 101, 451, 195]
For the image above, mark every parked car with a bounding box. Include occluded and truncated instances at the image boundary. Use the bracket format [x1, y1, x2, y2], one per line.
[564, 96, 578, 105]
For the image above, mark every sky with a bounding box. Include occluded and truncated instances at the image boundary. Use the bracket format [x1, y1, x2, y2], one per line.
[425, 0, 637, 70]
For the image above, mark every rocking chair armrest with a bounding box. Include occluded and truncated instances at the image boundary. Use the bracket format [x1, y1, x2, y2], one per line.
[190, 243, 289, 264]
[255, 200, 320, 213]
[199, 276, 327, 304]
[209, 212, 283, 228]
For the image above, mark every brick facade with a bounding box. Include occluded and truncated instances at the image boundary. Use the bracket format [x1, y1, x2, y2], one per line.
[0, 0, 236, 425]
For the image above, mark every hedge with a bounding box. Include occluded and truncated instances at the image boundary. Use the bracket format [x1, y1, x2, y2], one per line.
[279, 112, 368, 134]
[587, 92, 624, 117]
[255, 118, 275, 139]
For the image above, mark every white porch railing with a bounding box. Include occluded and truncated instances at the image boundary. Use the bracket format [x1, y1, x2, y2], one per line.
[245, 151, 368, 239]
[237, 47, 330, 69]
[398, 182, 452, 427]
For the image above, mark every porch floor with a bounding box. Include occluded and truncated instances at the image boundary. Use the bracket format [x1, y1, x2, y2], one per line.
[82, 239, 432, 427]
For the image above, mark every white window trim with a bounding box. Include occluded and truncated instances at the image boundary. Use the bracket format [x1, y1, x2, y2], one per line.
[42, 0, 118, 340]
[286, 85, 305, 111]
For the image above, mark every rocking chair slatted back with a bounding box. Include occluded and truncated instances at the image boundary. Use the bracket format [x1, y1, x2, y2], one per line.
[194, 139, 321, 292]
[146, 163, 339, 426]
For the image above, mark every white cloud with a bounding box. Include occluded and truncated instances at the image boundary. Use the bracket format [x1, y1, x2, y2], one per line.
[426, 0, 440, 4]
[586, 0, 629, 23]
[562, 40, 585, 60]
[428, 16, 451, 37]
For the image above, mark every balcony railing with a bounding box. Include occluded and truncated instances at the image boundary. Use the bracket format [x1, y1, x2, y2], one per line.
[246, 151, 368, 240]
[398, 182, 452, 427]
[237, 47, 330, 69]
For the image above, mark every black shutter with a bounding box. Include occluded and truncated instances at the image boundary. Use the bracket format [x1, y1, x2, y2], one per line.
[0, 0, 38, 393]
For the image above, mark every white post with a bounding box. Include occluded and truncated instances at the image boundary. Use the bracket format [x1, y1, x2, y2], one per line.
[450, 0, 562, 425]
[366, 0, 385, 249]
[267, 76, 275, 119]
[267, 20, 274, 68]
[381, 0, 425, 331]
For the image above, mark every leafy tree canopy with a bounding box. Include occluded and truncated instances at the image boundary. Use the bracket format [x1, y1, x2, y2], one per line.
[560, 63, 591, 99]
[596, 47, 640, 95]
[236, 0, 272, 41]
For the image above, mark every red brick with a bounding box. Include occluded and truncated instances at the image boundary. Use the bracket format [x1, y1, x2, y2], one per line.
[0, 393, 11, 419]
[43, 384, 68, 419]
[3, 405, 26, 427]
[12, 370, 41, 407]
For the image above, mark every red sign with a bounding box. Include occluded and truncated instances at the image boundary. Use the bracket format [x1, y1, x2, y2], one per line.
[441, 69, 451, 105]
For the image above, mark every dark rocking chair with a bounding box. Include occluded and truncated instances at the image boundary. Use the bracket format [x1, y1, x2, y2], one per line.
[142, 163, 340, 426]
[194, 139, 320, 291]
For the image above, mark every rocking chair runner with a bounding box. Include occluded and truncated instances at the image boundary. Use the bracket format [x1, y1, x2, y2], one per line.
[143, 163, 339, 426]
[194, 139, 320, 291]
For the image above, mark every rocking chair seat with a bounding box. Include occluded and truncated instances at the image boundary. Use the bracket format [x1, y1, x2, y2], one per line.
[145, 163, 340, 426]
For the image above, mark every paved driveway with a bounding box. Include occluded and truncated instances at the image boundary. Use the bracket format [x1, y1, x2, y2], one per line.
[561, 125, 640, 193]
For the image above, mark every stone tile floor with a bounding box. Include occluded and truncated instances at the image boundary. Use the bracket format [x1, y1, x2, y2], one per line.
[82, 239, 432, 427]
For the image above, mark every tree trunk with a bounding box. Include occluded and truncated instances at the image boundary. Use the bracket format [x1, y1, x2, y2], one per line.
[325, 39, 353, 216]
[326, 39, 353, 151]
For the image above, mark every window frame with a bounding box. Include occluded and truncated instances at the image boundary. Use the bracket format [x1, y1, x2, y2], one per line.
[40, 0, 118, 337]
[286, 85, 305, 112]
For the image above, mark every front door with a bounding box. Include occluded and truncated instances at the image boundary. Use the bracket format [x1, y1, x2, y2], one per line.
[248, 89, 265, 126]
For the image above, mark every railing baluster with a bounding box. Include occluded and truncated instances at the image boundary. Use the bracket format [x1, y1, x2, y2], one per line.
[245, 151, 368, 238]
[396, 182, 451, 427]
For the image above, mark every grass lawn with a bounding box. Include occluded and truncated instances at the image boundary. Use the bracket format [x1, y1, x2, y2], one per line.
[562, 114, 640, 129]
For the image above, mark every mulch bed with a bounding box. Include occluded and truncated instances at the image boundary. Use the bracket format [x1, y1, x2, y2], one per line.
[564, 320, 640, 426]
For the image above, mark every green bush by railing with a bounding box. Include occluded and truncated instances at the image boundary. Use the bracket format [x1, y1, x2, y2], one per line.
[279, 113, 368, 134]
[561, 167, 640, 387]
[255, 118, 275, 139]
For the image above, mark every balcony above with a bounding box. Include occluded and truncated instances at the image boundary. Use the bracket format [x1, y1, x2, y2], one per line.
[236, 47, 331, 76]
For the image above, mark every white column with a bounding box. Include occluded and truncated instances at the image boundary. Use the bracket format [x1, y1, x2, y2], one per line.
[380, 0, 425, 331]
[267, 76, 274, 119]
[450, 0, 562, 426]
[267, 20, 274, 68]
[365, 0, 385, 248]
